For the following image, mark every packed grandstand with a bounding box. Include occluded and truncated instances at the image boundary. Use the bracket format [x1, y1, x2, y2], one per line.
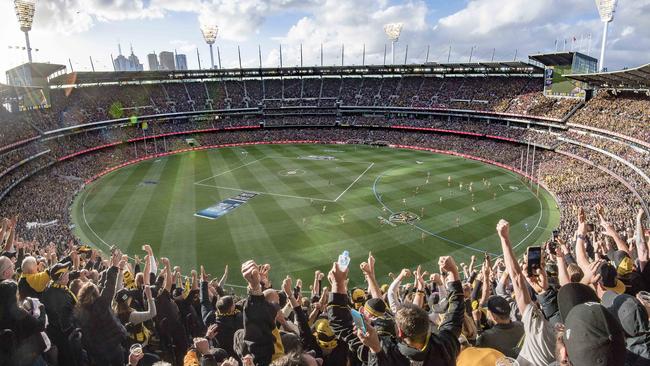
[1, 51, 650, 366]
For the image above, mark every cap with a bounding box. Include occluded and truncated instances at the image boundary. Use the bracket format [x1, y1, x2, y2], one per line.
[557, 283, 599, 322]
[115, 288, 131, 304]
[563, 303, 626, 366]
[380, 284, 389, 294]
[49, 262, 72, 281]
[364, 298, 387, 318]
[312, 318, 337, 351]
[599, 263, 626, 294]
[486, 295, 511, 317]
[612, 250, 634, 276]
[352, 288, 366, 309]
[601, 291, 650, 337]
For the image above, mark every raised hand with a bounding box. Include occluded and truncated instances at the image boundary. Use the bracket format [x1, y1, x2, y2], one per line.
[355, 320, 381, 354]
[241, 260, 261, 292]
[205, 323, 219, 339]
[497, 219, 510, 239]
[414, 265, 425, 291]
[398, 268, 412, 279]
[438, 256, 459, 282]
[259, 264, 271, 288]
[200, 265, 208, 282]
[327, 261, 348, 294]
[581, 259, 604, 286]
[142, 244, 153, 256]
[282, 275, 293, 297]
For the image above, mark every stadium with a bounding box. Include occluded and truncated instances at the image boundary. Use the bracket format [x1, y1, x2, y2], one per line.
[0, 0, 649, 365]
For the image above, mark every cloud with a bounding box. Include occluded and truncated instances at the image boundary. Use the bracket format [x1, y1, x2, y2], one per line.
[170, 40, 198, 53]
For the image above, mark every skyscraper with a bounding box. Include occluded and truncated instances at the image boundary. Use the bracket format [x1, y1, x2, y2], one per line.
[175, 54, 188, 70]
[113, 44, 144, 71]
[159, 51, 175, 70]
[147, 53, 159, 71]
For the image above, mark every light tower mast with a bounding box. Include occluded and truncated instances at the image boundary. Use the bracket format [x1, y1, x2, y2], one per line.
[14, 0, 37, 63]
[200, 23, 219, 69]
[384, 23, 403, 65]
[594, 0, 618, 71]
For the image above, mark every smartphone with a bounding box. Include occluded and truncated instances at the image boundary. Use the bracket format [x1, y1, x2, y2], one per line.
[350, 309, 366, 333]
[526, 246, 542, 277]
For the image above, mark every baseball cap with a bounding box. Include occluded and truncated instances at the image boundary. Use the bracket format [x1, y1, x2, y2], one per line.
[486, 295, 510, 317]
[563, 303, 626, 366]
[599, 263, 626, 294]
[115, 288, 131, 304]
[351, 288, 366, 309]
[612, 250, 634, 276]
[557, 283, 599, 322]
[601, 291, 650, 337]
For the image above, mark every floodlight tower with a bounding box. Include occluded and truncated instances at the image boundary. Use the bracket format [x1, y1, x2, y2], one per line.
[14, 0, 37, 63]
[200, 23, 219, 69]
[384, 23, 403, 65]
[595, 0, 618, 71]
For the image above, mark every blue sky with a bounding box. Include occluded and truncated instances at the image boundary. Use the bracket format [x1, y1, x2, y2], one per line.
[1, 0, 649, 81]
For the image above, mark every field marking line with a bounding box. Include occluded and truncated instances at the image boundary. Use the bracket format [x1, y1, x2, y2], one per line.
[334, 162, 375, 202]
[499, 184, 506, 191]
[194, 156, 268, 184]
[195, 183, 335, 202]
[81, 184, 115, 251]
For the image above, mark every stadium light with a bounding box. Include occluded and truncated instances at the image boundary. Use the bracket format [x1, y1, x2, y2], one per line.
[14, 0, 36, 63]
[595, 0, 618, 71]
[200, 23, 219, 69]
[384, 23, 403, 65]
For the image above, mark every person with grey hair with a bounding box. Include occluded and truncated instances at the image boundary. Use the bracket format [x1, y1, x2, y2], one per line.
[0, 255, 15, 281]
[18, 255, 51, 301]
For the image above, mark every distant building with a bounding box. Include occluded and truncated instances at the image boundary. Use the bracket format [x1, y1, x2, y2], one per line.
[147, 53, 159, 71]
[159, 51, 176, 70]
[175, 54, 188, 70]
[113, 44, 143, 71]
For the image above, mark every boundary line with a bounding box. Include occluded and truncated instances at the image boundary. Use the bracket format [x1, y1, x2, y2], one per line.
[334, 163, 375, 202]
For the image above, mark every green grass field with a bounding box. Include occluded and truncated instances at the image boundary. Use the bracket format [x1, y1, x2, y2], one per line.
[71, 144, 560, 287]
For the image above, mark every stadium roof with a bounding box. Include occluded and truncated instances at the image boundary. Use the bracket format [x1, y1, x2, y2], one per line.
[565, 63, 650, 90]
[5, 62, 66, 79]
[48, 61, 543, 86]
[0, 82, 43, 99]
[529, 52, 597, 66]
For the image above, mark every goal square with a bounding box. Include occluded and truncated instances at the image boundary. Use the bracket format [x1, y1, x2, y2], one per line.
[196, 157, 374, 202]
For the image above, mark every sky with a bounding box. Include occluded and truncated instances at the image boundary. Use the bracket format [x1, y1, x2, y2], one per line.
[1, 0, 649, 82]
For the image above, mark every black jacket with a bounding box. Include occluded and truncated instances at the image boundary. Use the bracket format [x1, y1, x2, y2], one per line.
[74, 266, 127, 358]
[368, 280, 464, 366]
[42, 284, 77, 334]
[243, 292, 278, 366]
[328, 292, 391, 365]
[200, 280, 243, 357]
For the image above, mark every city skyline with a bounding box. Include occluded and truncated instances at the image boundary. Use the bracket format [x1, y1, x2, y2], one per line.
[2, 0, 650, 82]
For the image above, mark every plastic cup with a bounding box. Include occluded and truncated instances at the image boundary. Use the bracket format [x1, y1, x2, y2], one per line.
[129, 343, 143, 356]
